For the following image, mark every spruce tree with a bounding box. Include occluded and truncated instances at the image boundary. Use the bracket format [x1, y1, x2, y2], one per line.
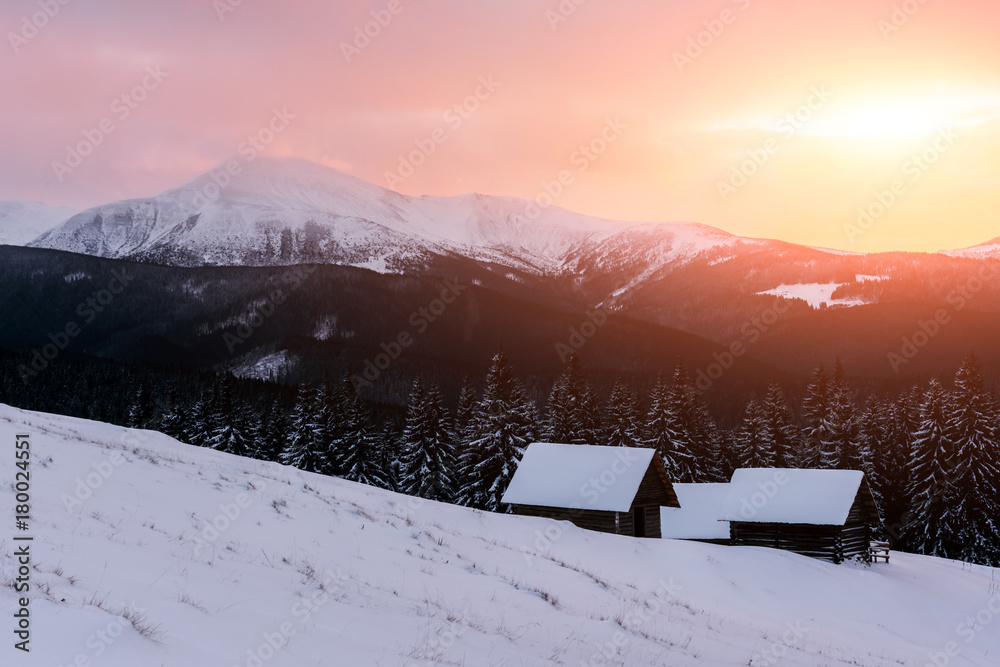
[734, 397, 773, 468]
[337, 390, 391, 489]
[902, 378, 959, 558]
[646, 371, 699, 481]
[761, 384, 798, 468]
[544, 354, 602, 445]
[458, 350, 536, 511]
[604, 379, 642, 448]
[280, 384, 326, 474]
[800, 365, 830, 468]
[206, 375, 251, 457]
[400, 378, 456, 502]
[948, 355, 1000, 565]
[822, 360, 857, 469]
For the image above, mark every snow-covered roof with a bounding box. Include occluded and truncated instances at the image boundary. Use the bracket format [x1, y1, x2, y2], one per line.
[660, 483, 731, 540]
[501, 443, 662, 512]
[719, 469, 866, 526]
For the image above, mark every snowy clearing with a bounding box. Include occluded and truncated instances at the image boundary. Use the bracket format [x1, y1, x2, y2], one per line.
[2, 404, 999, 666]
[757, 282, 866, 309]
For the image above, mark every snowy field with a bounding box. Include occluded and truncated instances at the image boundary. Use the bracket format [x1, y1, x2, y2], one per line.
[2, 404, 999, 666]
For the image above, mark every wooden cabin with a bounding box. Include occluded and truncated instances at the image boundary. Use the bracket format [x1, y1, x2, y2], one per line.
[660, 483, 731, 545]
[501, 442, 679, 538]
[719, 468, 881, 564]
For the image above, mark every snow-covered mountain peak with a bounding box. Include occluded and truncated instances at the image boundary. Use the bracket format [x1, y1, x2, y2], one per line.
[26, 156, 783, 279]
[168, 156, 400, 213]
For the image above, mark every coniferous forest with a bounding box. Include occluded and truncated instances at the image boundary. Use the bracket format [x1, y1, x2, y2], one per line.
[2, 345, 997, 567]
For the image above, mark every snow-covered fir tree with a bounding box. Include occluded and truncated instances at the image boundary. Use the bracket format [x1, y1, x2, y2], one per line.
[800, 365, 830, 468]
[336, 388, 391, 489]
[645, 367, 715, 482]
[205, 375, 251, 457]
[947, 355, 1000, 565]
[902, 378, 960, 559]
[604, 379, 642, 447]
[761, 383, 798, 468]
[280, 383, 327, 474]
[822, 360, 858, 469]
[544, 354, 602, 445]
[399, 377, 456, 502]
[734, 397, 774, 468]
[458, 350, 536, 512]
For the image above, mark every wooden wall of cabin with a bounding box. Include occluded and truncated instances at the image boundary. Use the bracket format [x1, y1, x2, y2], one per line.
[511, 505, 621, 535]
[508, 504, 664, 539]
[631, 465, 678, 509]
[730, 522, 845, 563]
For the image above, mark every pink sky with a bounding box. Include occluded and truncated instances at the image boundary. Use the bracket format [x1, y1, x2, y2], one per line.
[2, 0, 999, 252]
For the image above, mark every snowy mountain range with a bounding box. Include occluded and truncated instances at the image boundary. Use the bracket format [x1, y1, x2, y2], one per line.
[0, 201, 76, 246]
[3, 403, 999, 666]
[26, 157, 768, 274]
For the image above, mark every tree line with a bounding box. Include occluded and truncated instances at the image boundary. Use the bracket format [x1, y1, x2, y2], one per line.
[1, 346, 997, 566]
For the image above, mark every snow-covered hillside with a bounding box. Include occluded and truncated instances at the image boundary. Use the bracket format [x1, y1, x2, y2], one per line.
[941, 237, 1000, 260]
[3, 405, 999, 666]
[0, 201, 77, 246]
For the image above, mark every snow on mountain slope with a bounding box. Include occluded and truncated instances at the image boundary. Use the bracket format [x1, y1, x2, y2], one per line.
[941, 237, 1000, 259]
[28, 157, 777, 277]
[0, 201, 77, 246]
[29, 157, 633, 273]
[3, 404, 999, 667]
[569, 221, 768, 300]
[757, 282, 867, 309]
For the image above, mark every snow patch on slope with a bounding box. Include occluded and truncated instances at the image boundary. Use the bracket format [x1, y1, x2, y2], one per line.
[757, 282, 866, 309]
[941, 237, 1000, 259]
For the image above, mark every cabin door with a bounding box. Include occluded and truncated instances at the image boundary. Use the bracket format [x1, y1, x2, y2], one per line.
[633, 507, 646, 537]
